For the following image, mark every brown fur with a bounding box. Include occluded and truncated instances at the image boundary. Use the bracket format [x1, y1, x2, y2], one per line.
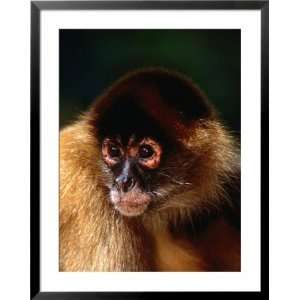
[59, 68, 240, 271]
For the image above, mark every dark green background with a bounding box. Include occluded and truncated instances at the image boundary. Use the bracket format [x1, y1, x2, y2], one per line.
[59, 30, 240, 135]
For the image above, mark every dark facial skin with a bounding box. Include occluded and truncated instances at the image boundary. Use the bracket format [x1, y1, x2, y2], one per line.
[102, 135, 163, 217]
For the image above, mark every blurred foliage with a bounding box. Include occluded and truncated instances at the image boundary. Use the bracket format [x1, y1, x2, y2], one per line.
[60, 30, 240, 135]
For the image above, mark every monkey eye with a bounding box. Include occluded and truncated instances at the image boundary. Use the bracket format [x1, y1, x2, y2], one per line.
[139, 145, 154, 159]
[108, 144, 122, 158]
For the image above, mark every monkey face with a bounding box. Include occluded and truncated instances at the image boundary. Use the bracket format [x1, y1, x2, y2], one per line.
[100, 130, 201, 218]
[101, 135, 163, 217]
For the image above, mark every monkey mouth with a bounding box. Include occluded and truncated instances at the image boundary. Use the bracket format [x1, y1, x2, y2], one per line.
[115, 201, 149, 217]
[110, 189, 151, 217]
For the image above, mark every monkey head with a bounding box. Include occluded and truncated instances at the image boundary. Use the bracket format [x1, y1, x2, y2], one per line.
[86, 68, 239, 218]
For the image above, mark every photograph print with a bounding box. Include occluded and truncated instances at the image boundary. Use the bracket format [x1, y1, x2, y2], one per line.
[59, 29, 241, 272]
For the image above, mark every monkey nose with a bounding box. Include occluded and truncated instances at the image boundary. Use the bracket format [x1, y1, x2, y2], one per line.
[116, 176, 136, 193]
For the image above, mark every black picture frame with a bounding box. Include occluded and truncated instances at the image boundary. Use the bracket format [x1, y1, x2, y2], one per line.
[30, 1, 269, 299]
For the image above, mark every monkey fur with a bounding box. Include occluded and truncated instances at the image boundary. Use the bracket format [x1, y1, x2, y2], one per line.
[59, 68, 240, 272]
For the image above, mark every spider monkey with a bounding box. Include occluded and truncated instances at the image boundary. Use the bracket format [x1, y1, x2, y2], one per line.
[59, 68, 240, 271]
